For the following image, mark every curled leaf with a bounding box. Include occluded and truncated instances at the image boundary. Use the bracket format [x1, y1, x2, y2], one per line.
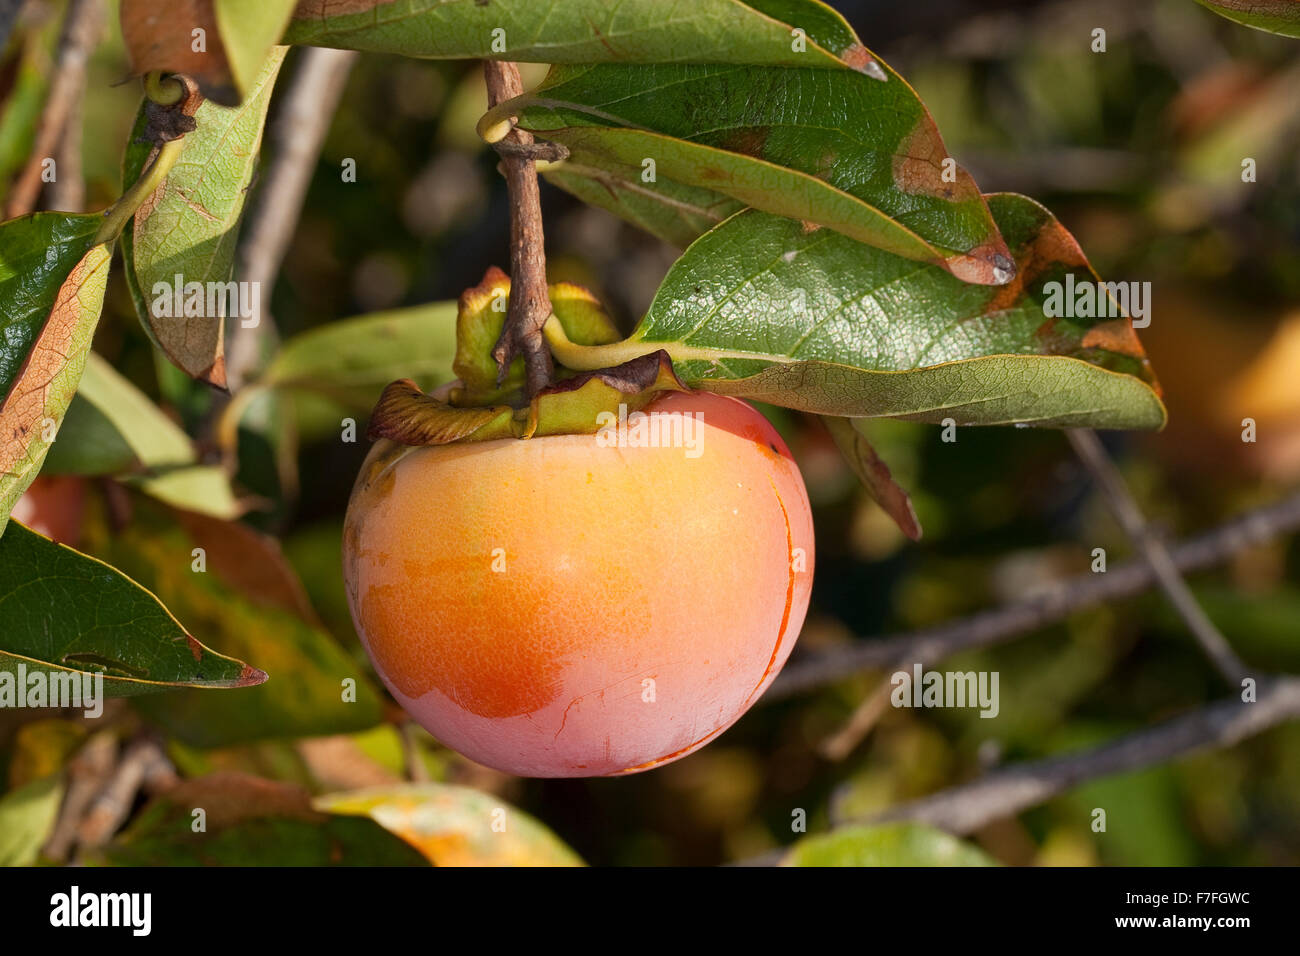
[823, 417, 922, 541]
[368, 379, 514, 445]
[121, 48, 286, 387]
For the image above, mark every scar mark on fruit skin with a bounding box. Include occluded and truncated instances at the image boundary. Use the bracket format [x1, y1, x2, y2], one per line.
[742, 476, 796, 709]
[555, 697, 579, 741]
[616, 479, 798, 775]
[613, 725, 729, 775]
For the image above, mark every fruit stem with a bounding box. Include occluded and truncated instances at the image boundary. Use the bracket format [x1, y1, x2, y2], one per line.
[483, 60, 554, 400]
[543, 315, 653, 370]
[93, 135, 184, 245]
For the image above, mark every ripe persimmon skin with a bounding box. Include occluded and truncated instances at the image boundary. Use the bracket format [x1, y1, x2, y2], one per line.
[343, 391, 814, 778]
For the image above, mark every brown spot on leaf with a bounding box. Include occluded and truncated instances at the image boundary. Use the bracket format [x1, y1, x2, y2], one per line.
[945, 237, 1017, 286]
[892, 117, 981, 202]
[1081, 318, 1147, 361]
[841, 43, 888, 80]
[983, 218, 1082, 315]
[720, 126, 770, 159]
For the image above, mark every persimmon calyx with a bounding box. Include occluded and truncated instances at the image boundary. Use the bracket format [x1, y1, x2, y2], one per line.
[368, 351, 684, 447]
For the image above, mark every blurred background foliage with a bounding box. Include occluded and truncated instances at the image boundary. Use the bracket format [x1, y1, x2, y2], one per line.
[2, 0, 1298, 866]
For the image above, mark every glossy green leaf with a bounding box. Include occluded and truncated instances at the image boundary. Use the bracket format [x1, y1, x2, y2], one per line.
[121, 48, 285, 387]
[1193, 0, 1300, 37]
[0, 521, 265, 696]
[510, 62, 1012, 281]
[784, 823, 998, 866]
[0, 213, 112, 533]
[285, 0, 854, 68]
[318, 784, 585, 866]
[0, 773, 64, 866]
[548, 194, 1166, 429]
[82, 503, 384, 746]
[94, 773, 429, 866]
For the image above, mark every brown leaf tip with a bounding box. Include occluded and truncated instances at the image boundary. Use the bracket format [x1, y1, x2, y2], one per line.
[842, 44, 888, 81]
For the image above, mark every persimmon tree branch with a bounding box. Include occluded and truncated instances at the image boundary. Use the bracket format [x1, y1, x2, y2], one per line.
[1067, 428, 1250, 685]
[228, 47, 358, 391]
[770, 490, 1300, 699]
[847, 675, 1300, 834]
[4, 0, 102, 218]
[483, 60, 554, 399]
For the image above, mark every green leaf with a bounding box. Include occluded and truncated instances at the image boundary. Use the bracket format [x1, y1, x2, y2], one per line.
[124, 466, 242, 520]
[223, 300, 463, 449]
[317, 784, 585, 866]
[0, 773, 64, 866]
[285, 0, 855, 69]
[0, 212, 112, 532]
[263, 300, 461, 408]
[93, 773, 430, 866]
[543, 162, 743, 249]
[121, 48, 286, 387]
[42, 352, 242, 519]
[82, 503, 385, 746]
[0, 521, 265, 696]
[548, 194, 1166, 429]
[1193, 0, 1300, 37]
[784, 823, 998, 866]
[509, 62, 1013, 281]
[214, 0, 299, 98]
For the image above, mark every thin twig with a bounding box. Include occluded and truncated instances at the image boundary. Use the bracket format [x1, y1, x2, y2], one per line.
[400, 722, 431, 783]
[42, 729, 117, 863]
[74, 736, 176, 852]
[226, 47, 358, 391]
[4, 0, 101, 218]
[47, 85, 84, 211]
[847, 675, 1300, 834]
[769, 490, 1300, 700]
[483, 59, 554, 398]
[1067, 428, 1250, 686]
[818, 653, 914, 761]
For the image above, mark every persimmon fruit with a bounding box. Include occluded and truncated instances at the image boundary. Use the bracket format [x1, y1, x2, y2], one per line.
[343, 390, 814, 777]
